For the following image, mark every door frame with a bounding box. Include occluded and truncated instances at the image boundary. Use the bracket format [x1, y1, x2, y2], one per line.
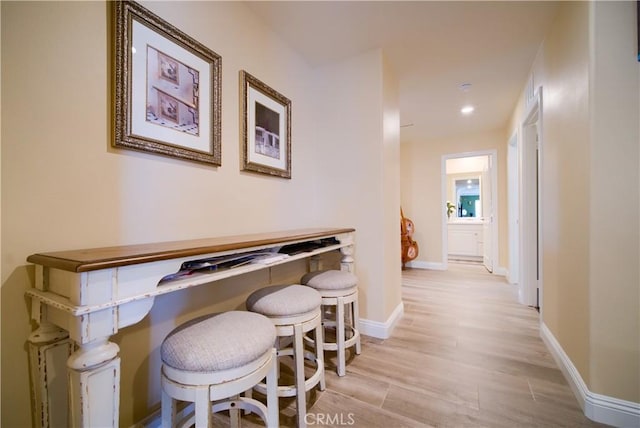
[519, 87, 543, 310]
[441, 149, 498, 272]
[507, 129, 519, 285]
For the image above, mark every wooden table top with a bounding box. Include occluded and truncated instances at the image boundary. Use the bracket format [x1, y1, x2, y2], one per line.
[27, 227, 355, 273]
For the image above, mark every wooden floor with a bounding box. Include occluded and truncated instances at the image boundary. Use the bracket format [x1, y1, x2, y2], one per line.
[226, 263, 607, 427]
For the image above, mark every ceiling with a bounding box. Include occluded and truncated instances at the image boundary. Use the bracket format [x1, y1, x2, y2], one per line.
[244, 1, 559, 143]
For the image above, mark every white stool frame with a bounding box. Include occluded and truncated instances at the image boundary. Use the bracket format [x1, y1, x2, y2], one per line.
[161, 348, 278, 428]
[254, 309, 325, 428]
[312, 287, 361, 377]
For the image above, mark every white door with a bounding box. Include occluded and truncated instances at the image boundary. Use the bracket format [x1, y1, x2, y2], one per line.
[481, 157, 493, 272]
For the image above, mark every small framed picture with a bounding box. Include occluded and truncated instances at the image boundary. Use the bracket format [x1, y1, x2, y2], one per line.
[114, 1, 221, 165]
[240, 71, 291, 178]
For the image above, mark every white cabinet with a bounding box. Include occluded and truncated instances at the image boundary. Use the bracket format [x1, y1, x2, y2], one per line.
[448, 222, 483, 257]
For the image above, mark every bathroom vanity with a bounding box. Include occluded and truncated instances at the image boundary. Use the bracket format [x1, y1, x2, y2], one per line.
[447, 220, 484, 259]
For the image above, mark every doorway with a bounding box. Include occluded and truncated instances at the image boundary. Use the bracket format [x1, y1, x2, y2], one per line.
[519, 89, 543, 310]
[441, 150, 498, 273]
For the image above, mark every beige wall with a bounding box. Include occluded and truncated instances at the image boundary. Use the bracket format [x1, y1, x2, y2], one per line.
[312, 49, 402, 323]
[508, 0, 639, 403]
[0, 2, 402, 426]
[400, 128, 508, 269]
[0, 2, 3, 424]
[587, 0, 639, 402]
[540, 0, 592, 383]
[381, 55, 402, 316]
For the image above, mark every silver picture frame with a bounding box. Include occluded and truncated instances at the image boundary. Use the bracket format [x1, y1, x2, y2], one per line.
[241, 70, 291, 178]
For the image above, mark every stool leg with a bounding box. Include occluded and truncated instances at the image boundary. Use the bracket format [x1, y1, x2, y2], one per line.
[352, 298, 361, 355]
[161, 386, 176, 428]
[194, 386, 212, 428]
[336, 296, 346, 377]
[315, 322, 326, 391]
[293, 323, 307, 428]
[243, 389, 252, 415]
[229, 395, 240, 427]
[266, 348, 279, 428]
[274, 336, 281, 380]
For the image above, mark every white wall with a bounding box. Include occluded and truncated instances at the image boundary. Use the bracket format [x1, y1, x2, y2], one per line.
[0, 2, 402, 426]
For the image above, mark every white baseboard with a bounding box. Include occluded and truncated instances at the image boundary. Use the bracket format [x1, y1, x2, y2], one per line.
[358, 301, 404, 339]
[407, 261, 507, 277]
[406, 260, 446, 270]
[493, 266, 508, 276]
[540, 323, 640, 427]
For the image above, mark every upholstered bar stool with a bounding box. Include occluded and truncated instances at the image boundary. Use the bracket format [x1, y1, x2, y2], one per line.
[246, 284, 325, 428]
[300, 270, 361, 377]
[160, 311, 279, 428]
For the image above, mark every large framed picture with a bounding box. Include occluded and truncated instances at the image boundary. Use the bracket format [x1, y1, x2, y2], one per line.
[240, 71, 291, 178]
[114, 1, 221, 165]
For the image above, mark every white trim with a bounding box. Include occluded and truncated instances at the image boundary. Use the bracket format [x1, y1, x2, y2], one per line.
[408, 260, 504, 276]
[540, 323, 640, 427]
[540, 322, 587, 408]
[507, 128, 520, 286]
[405, 260, 446, 270]
[440, 155, 450, 272]
[519, 87, 543, 310]
[492, 266, 508, 277]
[358, 302, 404, 339]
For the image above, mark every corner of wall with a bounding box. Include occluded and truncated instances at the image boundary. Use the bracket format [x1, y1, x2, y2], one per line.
[541, 323, 640, 427]
[359, 301, 404, 339]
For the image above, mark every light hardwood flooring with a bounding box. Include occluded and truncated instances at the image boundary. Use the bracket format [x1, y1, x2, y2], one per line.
[222, 263, 607, 427]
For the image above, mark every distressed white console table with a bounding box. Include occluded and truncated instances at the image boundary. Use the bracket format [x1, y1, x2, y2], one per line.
[25, 227, 355, 427]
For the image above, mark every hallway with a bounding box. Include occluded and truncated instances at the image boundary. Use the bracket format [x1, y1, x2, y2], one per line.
[228, 263, 607, 427]
[307, 264, 606, 427]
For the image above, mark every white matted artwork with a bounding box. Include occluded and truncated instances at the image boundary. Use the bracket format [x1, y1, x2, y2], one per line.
[114, 1, 221, 165]
[241, 70, 291, 178]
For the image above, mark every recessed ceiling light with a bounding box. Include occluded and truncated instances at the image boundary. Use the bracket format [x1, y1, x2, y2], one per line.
[461, 105, 475, 115]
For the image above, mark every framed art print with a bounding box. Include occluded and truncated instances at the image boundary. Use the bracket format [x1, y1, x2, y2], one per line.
[240, 70, 291, 178]
[114, 1, 221, 165]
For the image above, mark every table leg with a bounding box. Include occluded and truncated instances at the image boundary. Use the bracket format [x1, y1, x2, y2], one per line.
[338, 235, 355, 273]
[67, 338, 121, 427]
[28, 322, 72, 428]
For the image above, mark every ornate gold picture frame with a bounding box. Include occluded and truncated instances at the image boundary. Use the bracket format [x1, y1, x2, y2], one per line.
[114, 1, 221, 165]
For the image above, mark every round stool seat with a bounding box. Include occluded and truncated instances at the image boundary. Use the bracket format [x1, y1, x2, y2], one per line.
[160, 311, 279, 427]
[301, 269, 358, 291]
[161, 311, 276, 372]
[246, 284, 321, 318]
